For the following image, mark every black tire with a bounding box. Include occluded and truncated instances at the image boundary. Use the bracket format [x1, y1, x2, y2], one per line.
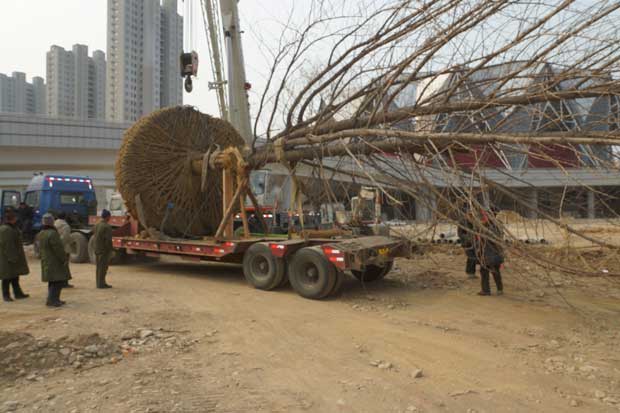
[242, 242, 285, 290]
[69, 233, 89, 263]
[288, 247, 336, 299]
[351, 261, 393, 283]
[88, 236, 96, 264]
[328, 270, 345, 297]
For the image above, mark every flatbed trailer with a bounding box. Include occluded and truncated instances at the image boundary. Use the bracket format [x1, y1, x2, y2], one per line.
[112, 234, 411, 299]
[109, 141, 412, 299]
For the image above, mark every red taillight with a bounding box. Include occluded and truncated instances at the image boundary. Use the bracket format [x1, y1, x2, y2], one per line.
[215, 241, 236, 255]
[269, 243, 287, 258]
[321, 246, 346, 269]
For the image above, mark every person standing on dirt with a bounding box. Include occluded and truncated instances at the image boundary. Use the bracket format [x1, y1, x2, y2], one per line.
[457, 204, 477, 279]
[473, 208, 504, 296]
[93, 210, 113, 289]
[54, 212, 74, 288]
[0, 207, 30, 302]
[38, 213, 71, 307]
[17, 202, 34, 244]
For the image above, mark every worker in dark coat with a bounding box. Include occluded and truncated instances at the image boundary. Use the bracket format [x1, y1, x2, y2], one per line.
[38, 213, 71, 307]
[473, 208, 504, 296]
[54, 211, 74, 288]
[457, 205, 477, 279]
[0, 207, 30, 302]
[17, 202, 34, 244]
[93, 209, 113, 289]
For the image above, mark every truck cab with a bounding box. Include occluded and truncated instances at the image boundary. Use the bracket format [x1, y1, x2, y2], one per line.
[234, 170, 321, 235]
[23, 174, 97, 231]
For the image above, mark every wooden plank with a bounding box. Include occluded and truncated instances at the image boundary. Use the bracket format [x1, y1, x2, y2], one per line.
[216, 175, 247, 240]
[222, 168, 234, 238]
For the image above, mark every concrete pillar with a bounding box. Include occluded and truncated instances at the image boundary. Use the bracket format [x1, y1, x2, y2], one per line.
[416, 186, 437, 222]
[526, 188, 538, 219]
[587, 190, 596, 219]
[482, 191, 491, 209]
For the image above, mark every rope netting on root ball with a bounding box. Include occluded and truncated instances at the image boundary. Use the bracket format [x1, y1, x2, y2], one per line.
[115, 106, 245, 237]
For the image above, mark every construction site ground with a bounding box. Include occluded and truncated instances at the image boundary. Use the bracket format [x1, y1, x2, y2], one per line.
[1, 247, 619, 413]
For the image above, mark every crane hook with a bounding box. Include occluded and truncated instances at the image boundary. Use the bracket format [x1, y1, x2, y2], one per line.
[184, 76, 193, 93]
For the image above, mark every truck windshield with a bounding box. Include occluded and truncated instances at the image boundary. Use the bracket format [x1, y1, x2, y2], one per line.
[250, 171, 267, 195]
[60, 192, 86, 205]
[109, 198, 124, 212]
[24, 191, 40, 208]
[2, 192, 19, 208]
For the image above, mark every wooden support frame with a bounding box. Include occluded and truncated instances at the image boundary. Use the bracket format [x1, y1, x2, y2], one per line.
[218, 169, 237, 239]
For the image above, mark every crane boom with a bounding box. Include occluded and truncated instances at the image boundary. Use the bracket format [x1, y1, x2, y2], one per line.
[218, 0, 253, 144]
[200, 0, 228, 120]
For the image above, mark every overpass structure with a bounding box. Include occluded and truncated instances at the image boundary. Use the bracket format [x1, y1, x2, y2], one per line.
[0, 112, 131, 201]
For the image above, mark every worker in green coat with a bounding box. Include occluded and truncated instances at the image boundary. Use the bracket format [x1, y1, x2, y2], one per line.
[38, 213, 71, 307]
[0, 207, 30, 302]
[93, 209, 113, 289]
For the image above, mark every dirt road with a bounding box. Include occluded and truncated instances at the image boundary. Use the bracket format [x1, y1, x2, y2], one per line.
[1, 250, 619, 413]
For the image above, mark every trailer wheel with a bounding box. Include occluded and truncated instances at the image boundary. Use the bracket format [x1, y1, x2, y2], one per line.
[243, 242, 285, 290]
[69, 233, 89, 263]
[326, 270, 345, 297]
[288, 247, 336, 299]
[351, 261, 393, 283]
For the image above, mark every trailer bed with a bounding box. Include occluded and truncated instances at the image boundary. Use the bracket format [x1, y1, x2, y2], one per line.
[112, 233, 412, 299]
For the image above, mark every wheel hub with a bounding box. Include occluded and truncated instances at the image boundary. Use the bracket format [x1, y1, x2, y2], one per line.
[251, 256, 270, 278]
[302, 264, 319, 284]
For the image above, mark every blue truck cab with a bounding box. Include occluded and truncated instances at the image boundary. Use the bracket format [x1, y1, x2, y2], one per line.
[23, 174, 97, 231]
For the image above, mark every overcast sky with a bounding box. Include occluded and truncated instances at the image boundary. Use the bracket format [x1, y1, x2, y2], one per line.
[0, 0, 300, 117]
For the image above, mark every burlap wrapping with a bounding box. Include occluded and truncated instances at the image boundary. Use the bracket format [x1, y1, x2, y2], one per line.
[115, 106, 244, 237]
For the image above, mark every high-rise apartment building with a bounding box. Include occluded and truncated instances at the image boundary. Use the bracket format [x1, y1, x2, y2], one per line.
[46, 44, 107, 119]
[0, 72, 46, 115]
[91, 50, 107, 120]
[106, 0, 183, 122]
